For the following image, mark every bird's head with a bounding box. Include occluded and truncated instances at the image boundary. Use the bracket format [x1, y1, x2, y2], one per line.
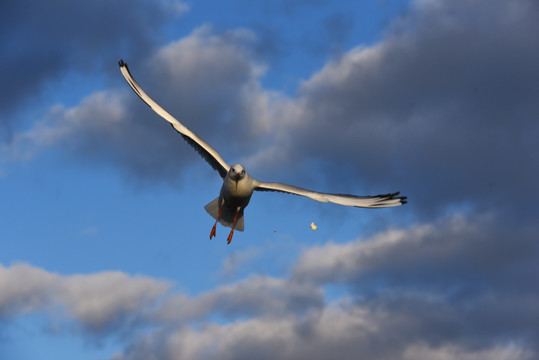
[229, 164, 246, 181]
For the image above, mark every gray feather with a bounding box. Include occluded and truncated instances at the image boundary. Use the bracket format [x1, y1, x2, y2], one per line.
[204, 198, 245, 232]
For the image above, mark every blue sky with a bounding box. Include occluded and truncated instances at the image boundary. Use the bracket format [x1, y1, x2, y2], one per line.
[1, 0, 539, 359]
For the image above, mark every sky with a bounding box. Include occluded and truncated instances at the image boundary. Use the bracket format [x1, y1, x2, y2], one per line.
[1, 0, 538, 359]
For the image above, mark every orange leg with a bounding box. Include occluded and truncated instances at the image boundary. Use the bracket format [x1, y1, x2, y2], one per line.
[227, 208, 241, 245]
[210, 200, 224, 239]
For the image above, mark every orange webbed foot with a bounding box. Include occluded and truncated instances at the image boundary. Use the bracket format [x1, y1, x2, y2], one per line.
[227, 207, 240, 245]
[227, 230, 234, 244]
[210, 199, 224, 240]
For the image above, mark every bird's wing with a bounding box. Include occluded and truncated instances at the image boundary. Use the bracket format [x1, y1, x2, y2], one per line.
[118, 60, 230, 178]
[254, 181, 407, 208]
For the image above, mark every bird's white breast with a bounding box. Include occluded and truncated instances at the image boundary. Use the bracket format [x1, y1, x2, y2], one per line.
[222, 174, 255, 199]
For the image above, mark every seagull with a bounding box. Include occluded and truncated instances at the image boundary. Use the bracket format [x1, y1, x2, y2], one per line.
[118, 60, 407, 244]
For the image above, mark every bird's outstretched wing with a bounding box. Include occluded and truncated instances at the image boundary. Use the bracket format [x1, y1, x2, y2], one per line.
[254, 181, 407, 208]
[118, 59, 230, 178]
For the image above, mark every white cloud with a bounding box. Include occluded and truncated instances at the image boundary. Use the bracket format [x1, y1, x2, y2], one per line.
[2, 1, 539, 357]
[117, 303, 375, 360]
[161, 0, 190, 16]
[115, 296, 536, 360]
[220, 247, 261, 279]
[292, 219, 446, 283]
[60, 271, 170, 331]
[0, 263, 59, 315]
[0, 263, 170, 332]
[2, 211, 538, 359]
[147, 25, 277, 140]
[1, 91, 127, 162]
[402, 343, 534, 360]
[2, 25, 281, 185]
[152, 274, 323, 323]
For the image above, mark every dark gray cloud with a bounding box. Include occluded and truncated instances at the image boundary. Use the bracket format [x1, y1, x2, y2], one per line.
[294, 214, 538, 290]
[5, 0, 537, 218]
[3, 2, 538, 357]
[2, 25, 269, 185]
[296, 11, 356, 60]
[0, 0, 185, 132]
[102, 4, 539, 357]
[249, 0, 539, 220]
[1, 212, 537, 359]
[111, 213, 538, 360]
[293, 212, 539, 349]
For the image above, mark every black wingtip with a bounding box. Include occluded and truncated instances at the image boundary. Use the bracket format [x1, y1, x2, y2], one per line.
[390, 191, 407, 205]
[399, 193, 408, 205]
[118, 59, 127, 68]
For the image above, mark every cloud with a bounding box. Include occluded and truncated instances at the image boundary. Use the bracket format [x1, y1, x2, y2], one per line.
[3, 211, 538, 359]
[245, 0, 539, 219]
[0, 263, 170, 334]
[2, 91, 127, 162]
[3, 0, 538, 220]
[145, 25, 274, 144]
[293, 213, 508, 285]
[0, 0, 188, 132]
[115, 306, 535, 360]
[220, 247, 261, 279]
[153, 275, 324, 324]
[2, 0, 538, 359]
[2, 25, 275, 186]
[116, 305, 378, 360]
[292, 212, 539, 339]
[0, 263, 58, 316]
[110, 212, 538, 359]
[402, 344, 534, 360]
[60, 271, 171, 333]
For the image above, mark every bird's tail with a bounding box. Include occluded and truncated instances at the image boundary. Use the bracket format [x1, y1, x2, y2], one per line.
[204, 198, 245, 231]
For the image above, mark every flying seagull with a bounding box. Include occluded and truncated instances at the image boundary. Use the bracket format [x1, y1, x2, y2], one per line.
[118, 60, 407, 244]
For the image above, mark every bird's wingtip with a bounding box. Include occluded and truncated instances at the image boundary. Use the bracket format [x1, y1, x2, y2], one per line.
[388, 191, 407, 205]
[397, 192, 408, 205]
[118, 59, 127, 68]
